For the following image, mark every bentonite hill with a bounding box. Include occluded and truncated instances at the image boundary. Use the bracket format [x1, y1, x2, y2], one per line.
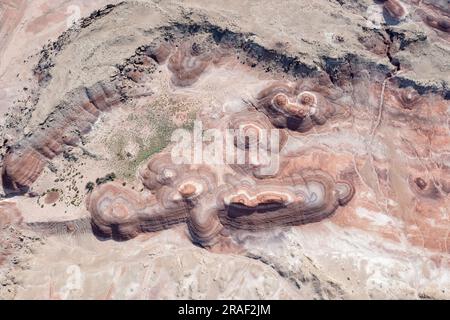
[0, 0, 449, 300]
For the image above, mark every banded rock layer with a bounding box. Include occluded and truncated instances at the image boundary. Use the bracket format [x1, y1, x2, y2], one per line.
[86, 42, 357, 246]
[2, 14, 448, 254]
[88, 154, 354, 247]
[2, 82, 123, 194]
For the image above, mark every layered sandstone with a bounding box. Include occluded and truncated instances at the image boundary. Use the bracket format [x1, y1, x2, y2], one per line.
[85, 42, 357, 246]
[2, 82, 123, 194]
[255, 80, 343, 132]
[0, 0, 449, 300]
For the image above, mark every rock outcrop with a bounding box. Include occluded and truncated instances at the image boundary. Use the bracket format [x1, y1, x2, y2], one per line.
[81, 26, 448, 249]
[85, 39, 357, 246]
[255, 80, 343, 132]
[383, 0, 408, 20]
[88, 156, 354, 247]
[166, 41, 229, 87]
[2, 82, 123, 194]
[1, 0, 450, 300]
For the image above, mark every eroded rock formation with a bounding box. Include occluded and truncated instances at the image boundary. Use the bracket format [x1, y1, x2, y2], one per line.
[2, 82, 123, 194]
[82, 31, 449, 252]
[383, 0, 407, 20]
[0, 201, 22, 228]
[415, 1, 450, 36]
[254, 80, 344, 132]
[0, 201, 23, 279]
[166, 41, 229, 87]
[88, 154, 354, 246]
[1, 0, 450, 299]
[85, 44, 356, 246]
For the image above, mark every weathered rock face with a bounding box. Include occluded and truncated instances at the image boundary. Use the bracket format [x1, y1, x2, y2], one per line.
[88, 157, 354, 247]
[0, 201, 23, 266]
[255, 80, 342, 132]
[82, 23, 449, 255]
[415, 1, 450, 37]
[87, 182, 188, 240]
[85, 38, 359, 247]
[4, 19, 447, 252]
[0, 201, 22, 228]
[167, 42, 217, 87]
[0, 201, 24, 298]
[1, 0, 450, 300]
[2, 82, 123, 194]
[218, 171, 355, 230]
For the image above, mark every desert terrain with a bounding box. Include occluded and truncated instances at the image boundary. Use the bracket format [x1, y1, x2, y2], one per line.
[0, 0, 449, 299]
